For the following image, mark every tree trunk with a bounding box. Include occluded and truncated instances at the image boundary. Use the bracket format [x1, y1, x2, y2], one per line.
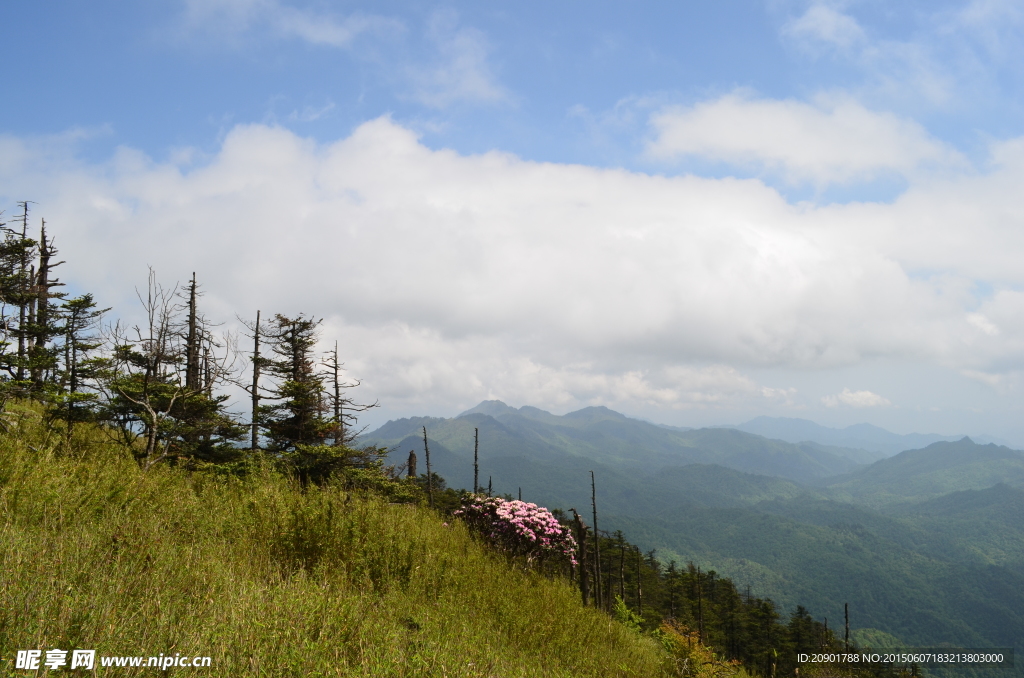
[422, 426, 433, 507]
[250, 310, 260, 451]
[473, 427, 479, 493]
[591, 470, 602, 609]
[572, 509, 590, 606]
[185, 273, 199, 392]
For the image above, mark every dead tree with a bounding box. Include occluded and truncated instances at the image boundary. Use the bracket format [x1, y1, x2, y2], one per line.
[422, 426, 433, 507]
[591, 470, 602, 609]
[101, 269, 235, 470]
[321, 341, 378, 447]
[636, 545, 643, 617]
[571, 509, 590, 606]
[236, 310, 263, 451]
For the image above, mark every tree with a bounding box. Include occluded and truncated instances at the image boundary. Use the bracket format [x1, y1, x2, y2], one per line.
[26, 219, 66, 390]
[321, 340, 378, 447]
[49, 293, 108, 434]
[260, 314, 332, 451]
[0, 204, 56, 401]
[97, 270, 241, 469]
[259, 313, 383, 485]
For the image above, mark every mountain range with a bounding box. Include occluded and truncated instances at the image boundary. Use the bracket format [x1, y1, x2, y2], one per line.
[727, 415, 1012, 457]
[360, 401, 1024, 669]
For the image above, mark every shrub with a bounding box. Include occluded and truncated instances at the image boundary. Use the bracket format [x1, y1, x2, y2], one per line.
[454, 495, 578, 566]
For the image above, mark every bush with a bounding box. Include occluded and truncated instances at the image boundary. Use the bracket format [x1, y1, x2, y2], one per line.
[454, 495, 578, 566]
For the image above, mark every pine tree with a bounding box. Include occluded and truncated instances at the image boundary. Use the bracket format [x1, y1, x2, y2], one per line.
[259, 314, 383, 485]
[260, 314, 331, 450]
[50, 294, 108, 434]
[0, 205, 42, 396]
[26, 220, 66, 391]
[98, 270, 241, 469]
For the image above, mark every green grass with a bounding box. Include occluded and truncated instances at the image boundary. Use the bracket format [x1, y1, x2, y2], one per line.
[0, 406, 674, 677]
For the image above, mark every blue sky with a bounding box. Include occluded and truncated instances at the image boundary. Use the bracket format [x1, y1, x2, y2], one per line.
[4, 1, 1024, 441]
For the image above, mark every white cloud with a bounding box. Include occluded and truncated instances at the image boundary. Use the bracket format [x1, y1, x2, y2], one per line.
[778, 1, 1024, 109]
[3, 115, 1024, 418]
[783, 2, 865, 52]
[178, 3, 506, 110]
[822, 388, 891, 408]
[407, 9, 508, 108]
[646, 92, 964, 184]
[287, 102, 336, 123]
[181, 0, 398, 47]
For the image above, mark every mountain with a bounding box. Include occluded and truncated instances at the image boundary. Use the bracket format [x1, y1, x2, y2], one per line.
[731, 416, 966, 460]
[885, 484, 1024, 572]
[364, 402, 1024, 670]
[821, 438, 1024, 507]
[365, 400, 871, 485]
[610, 500, 1024, 652]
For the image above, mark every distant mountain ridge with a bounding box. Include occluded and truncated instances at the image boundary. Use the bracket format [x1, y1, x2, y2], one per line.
[821, 437, 1024, 506]
[364, 400, 872, 486]
[729, 415, 1011, 458]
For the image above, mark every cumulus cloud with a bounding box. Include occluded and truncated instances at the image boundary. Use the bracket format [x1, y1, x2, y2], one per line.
[1, 114, 1022, 418]
[646, 92, 964, 184]
[822, 388, 892, 408]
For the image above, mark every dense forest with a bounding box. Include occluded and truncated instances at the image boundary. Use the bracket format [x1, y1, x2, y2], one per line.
[0, 202, 915, 677]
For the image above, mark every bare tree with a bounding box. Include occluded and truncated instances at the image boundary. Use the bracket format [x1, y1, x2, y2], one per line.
[321, 341, 378, 447]
[98, 269, 238, 470]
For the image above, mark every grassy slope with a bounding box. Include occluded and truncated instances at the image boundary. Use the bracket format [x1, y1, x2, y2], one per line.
[0, 409, 673, 677]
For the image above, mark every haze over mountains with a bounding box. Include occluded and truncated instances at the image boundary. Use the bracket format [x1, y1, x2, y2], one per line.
[727, 416, 1011, 458]
[361, 401, 1024, 671]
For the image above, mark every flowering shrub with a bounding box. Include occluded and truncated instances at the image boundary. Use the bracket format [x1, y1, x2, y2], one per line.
[454, 495, 578, 566]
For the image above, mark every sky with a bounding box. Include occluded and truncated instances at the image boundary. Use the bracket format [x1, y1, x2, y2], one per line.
[3, 0, 1024, 442]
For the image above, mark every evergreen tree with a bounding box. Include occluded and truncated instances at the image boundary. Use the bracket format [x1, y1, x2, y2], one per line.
[0, 205, 41, 397]
[259, 314, 384, 485]
[97, 270, 242, 469]
[49, 293, 108, 433]
[260, 314, 332, 450]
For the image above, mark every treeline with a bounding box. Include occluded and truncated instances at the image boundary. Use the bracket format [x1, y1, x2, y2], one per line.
[573, 526, 899, 677]
[0, 202, 379, 482]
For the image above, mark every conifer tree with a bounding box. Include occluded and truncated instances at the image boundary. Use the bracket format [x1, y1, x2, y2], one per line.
[260, 314, 331, 450]
[0, 204, 41, 396]
[258, 314, 382, 485]
[50, 294, 108, 433]
[98, 270, 241, 469]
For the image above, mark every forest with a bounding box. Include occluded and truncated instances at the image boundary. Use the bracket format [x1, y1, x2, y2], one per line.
[0, 201, 915, 677]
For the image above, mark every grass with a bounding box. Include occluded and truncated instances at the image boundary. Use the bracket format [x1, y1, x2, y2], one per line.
[0, 405, 677, 677]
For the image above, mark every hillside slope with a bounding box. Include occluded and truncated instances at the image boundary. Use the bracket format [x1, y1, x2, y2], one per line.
[0, 412, 673, 677]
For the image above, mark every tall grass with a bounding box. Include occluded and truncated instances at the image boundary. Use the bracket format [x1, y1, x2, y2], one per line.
[0, 406, 675, 677]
